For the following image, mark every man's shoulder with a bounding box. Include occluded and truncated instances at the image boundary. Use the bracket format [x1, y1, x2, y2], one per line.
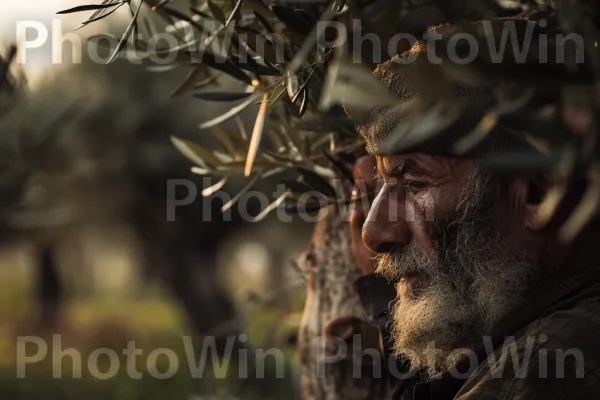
[522, 284, 600, 356]
[455, 295, 600, 399]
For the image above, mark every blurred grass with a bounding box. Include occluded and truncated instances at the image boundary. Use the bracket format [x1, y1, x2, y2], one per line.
[0, 263, 302, 400]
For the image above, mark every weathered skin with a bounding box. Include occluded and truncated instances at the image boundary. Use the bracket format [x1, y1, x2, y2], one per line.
[350, 152, 574, 282]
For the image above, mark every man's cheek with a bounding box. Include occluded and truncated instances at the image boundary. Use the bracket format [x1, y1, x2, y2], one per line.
[427, 184, 462, 222]
[407, 194, 436, 252]
[412, 191, 436, 223]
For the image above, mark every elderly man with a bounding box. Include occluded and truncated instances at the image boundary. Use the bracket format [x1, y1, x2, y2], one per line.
[347, 22, 600, 400]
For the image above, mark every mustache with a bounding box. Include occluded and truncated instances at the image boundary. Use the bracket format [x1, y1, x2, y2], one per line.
[375, 244, 439, 281]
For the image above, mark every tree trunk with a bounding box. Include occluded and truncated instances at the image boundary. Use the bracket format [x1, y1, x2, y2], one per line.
[35, 245, 63, 329]
[298, 206, 388, 399]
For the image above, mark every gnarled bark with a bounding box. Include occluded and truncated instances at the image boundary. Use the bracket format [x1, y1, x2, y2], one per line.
[299, 206, 388, 400]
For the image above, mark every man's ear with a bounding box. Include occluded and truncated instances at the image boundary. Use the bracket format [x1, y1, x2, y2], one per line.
[517, 174, 555, 231]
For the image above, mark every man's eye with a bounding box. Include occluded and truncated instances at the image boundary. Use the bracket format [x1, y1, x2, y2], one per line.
[404, 181, 427, 192]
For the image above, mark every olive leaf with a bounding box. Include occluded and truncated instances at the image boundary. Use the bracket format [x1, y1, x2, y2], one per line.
[235, 115, 248, 140]
[286, 8, 336, 73]
[187, 50, 254, 85]
[286, 71, 299, 99]
[381, 100, 462, 155]
[150, 0, 172, 9]
[170, 136, 223, 168]
[323, 149, 354, 184]
[202, 176, 229, 196]
[73, 0, 125, 29]
[272, 6, 314, 35]
[198, 92, 261, 129]
[106, 0, 144, 64]
[207, 0, 226, 24]
[193, 91, 254, 101]
[57, 2, 124, 14]
[221, 173, 262, 212]
[253, 11, 275, 33]
[319, 56, 399, 110]
[160, 5, 207, 33]
[296, 167, 336, 197]
[248, 190, 291, 222]
[245, 92, 269, 177]
[235, 27, 280, 65]
[453, 89, 534, 155]
[169, 66, 208, 99]
[189, 7, 212, 19]
[211, 126, 239, 157]
[244, 0, 274, 18]
[193, 73, 222, 89]
[225, 0, 244, 26]
[266, 82, 288, 109]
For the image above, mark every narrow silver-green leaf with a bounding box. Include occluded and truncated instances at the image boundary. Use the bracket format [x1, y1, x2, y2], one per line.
[57, 2, 122, 14]
[249, 190, 291, 222]
[212, 126, 239, 158]
[287, 9, 335, 73]
[170, 136, 223, 168]
[106, 0, 144, 64]
[194, 91, 254, 101]
[221, 174, 261, 212]
[266, 81, 288, 109]
[286, 71, 299, 99]
[75, 3, 126, 29]
[74, 0, 123, 29]
[207, 0, 226, 24]
[235, 115, 248, 140]
[224, 0, 243, 26]
[202, 176, 229, 197]
[198, 92, 261, 129]
[169, 66, 205, 99]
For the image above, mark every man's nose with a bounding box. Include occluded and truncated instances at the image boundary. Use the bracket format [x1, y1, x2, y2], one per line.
[362, 184, 412, 254]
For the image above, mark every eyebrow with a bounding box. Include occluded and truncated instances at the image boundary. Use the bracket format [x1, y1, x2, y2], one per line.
[380, 159, 416, 178]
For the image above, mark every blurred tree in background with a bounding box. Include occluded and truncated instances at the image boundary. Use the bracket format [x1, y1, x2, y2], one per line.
[0, 34, 303, 400]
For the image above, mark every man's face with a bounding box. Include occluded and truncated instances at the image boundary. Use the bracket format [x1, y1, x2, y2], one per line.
[357, 153, 538, 376]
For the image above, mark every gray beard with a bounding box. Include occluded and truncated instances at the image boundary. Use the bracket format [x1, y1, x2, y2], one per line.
[376, 172, 538, 379]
